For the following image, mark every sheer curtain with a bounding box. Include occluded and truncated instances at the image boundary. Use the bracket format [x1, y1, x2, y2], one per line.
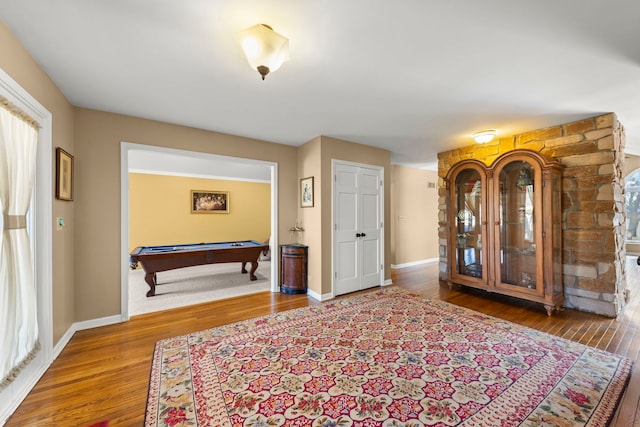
[0, 102, 39, 389]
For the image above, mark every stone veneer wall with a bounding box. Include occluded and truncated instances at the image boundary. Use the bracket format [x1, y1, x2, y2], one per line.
[437, 113, 627, 317]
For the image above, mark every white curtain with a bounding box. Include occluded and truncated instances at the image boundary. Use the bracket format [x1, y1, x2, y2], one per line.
[0, 103, 39, 389]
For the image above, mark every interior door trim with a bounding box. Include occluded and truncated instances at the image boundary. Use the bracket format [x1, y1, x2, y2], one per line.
[331, 159, 384, 298]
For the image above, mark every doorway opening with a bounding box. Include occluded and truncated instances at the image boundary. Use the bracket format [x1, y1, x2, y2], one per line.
[625, 169, 640, 246]
[120, 142, 278, 319]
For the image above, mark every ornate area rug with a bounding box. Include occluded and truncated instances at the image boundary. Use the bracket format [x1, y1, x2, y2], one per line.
[145, 287, 632, 426]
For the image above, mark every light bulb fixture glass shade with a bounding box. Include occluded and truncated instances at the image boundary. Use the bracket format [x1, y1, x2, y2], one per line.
[472, 130, 497, 143]
[239, 24, 290, 80]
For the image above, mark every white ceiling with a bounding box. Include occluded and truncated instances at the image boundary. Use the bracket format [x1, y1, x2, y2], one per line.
[2, 0, 640, 170]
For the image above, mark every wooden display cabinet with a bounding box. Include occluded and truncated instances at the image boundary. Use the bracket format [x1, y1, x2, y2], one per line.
[446, 150, 564, 315]
[280, 244, 308, 294]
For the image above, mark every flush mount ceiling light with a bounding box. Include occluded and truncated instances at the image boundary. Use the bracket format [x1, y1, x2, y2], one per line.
[239, 24, 290, 80]
[472, 130, 497, 144]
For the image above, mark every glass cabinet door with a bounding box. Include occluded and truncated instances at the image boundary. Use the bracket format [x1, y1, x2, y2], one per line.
[496, 160, 537, 289]
[551, 174, 563, 295]
[447, 151, 563, 315]
[453, 169, 483, 279]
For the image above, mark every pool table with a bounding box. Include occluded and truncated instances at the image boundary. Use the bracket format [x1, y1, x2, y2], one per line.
[129, 240, 269, 297]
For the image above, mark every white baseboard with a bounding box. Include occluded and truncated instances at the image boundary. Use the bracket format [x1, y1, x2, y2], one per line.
[391, 257, 438, 269]
[75, 314, 124, 331]
[307, 289, 333, 301]
[306, 289, 321, 301]
[53, 314, 124, 359]
[1, 314, 125, 426]
[0, 362, 48, 426]
[309, 278, 395, 301]
[52, 325, 76, 360]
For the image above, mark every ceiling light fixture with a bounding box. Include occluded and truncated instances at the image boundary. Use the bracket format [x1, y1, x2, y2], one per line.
[472, 130, 497, 144]
[239, 24, 290, 80]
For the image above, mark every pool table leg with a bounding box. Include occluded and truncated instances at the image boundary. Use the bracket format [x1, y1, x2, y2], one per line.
[240, 261, 259, 281]
[145, 272, 157, 297]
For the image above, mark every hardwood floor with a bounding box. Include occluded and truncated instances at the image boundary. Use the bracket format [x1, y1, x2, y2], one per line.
[6, 257, 640, 426]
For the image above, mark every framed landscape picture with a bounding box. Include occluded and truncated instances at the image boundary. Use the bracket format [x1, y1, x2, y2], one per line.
[55, 147, 73, 201]
[191, 190, 229, 213]
[301, 177, 314, 207]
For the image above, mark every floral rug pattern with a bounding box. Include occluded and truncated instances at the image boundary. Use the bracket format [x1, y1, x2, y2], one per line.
[145, 287, 632, 426]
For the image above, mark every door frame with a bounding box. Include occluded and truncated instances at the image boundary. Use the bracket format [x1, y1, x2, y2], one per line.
[331, 159, 384, 297]
[0, 68, 53, 425]
[119, 142, 279, 320]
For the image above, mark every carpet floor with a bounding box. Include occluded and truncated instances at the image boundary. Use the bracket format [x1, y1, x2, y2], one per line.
[145, 287, 632, 426]
[129, 260, 272, 315]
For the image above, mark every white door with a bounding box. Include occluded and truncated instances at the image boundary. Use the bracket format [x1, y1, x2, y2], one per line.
[334, 162, 383, 296]
[359, 167, 383, 289]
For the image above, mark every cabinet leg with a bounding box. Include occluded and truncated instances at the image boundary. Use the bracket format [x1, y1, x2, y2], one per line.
[544, 304, 554, 316]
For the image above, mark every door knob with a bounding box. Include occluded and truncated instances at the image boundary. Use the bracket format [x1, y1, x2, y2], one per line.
[356, 233, 362, 237]
[361, 233, 366, 237]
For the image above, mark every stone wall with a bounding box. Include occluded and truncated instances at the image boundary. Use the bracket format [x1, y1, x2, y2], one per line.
[438, 113, 628, 317]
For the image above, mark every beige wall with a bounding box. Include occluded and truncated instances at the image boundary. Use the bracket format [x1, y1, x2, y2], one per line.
[129, 173, 271, 251]
[0, 20, 75, 344]
[0, 18, 434, 338]
[73, 108, 298, 321]
[297, 137, 322, 294]
[390, 165, 439, 265]
[297, 136, 394, 296]
[624, 154, 640, 175]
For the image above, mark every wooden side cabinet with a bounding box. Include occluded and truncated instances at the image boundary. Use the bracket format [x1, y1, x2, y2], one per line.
[280, 244, 308, 294]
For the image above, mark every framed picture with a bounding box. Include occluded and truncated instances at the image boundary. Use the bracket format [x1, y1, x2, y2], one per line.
[301, 176, 314, 208]
[191, 190, 229, 213]
[55, 147, 73, 201]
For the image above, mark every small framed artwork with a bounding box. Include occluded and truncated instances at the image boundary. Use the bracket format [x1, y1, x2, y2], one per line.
[191, 190, 229, 213]
[55, 147, 74, 201]
[301, 176, 314, 208]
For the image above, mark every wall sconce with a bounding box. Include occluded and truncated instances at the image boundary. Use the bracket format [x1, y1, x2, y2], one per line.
[239, 24, 290, 80]
[472, 130, 497, 144]
[290, 222, 304, 244]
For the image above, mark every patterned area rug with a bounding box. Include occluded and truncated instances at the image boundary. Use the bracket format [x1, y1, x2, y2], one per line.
[145, 287, 632, 426]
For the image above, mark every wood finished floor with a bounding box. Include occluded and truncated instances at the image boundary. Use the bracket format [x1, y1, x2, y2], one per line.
[7, 257, 640, 426]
